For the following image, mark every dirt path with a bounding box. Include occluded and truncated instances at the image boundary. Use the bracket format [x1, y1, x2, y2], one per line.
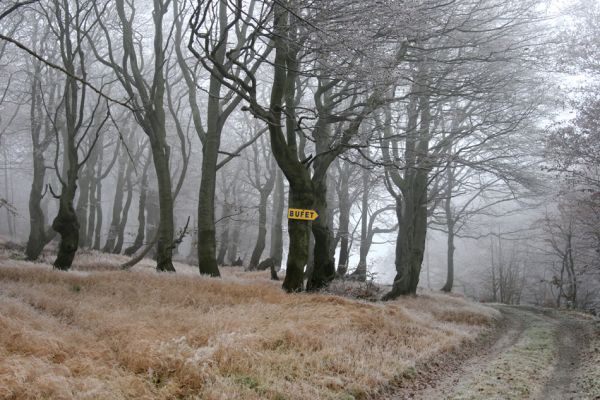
[399, 305, 598, 400]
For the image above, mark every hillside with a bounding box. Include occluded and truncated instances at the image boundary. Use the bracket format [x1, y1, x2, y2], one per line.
[0, 250, 497, 400]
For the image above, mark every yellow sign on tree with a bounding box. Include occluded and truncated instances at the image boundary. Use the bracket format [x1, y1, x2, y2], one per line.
[287, 208, 319, 221]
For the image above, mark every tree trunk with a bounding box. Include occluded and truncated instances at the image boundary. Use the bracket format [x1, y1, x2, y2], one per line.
[383, 88, 431, 300]
[53, 130, 80, 270]
[26, 55, 54, 260]
[149, 137, 175, 272]
[124, 156, 150, 256]
[249, 191, 269, 269]
[269, 168, 285, 269]
[75, 165, 91, 246]
[351, 170, 370, 282]
[336, 163, 351, 276]
[114, 169, 133, 254]
[26, 149, 49, 260]
[441, 225, 455, 292]
[441, 165, 455, 292]
[284, 184, 313, 292]
[226, 212, 241, 265]
[92, 168, 103, 250]
[307, 176, 336, 291]
[196, 127, 221, 275]
[103, 155, 126, 252]
[216, 201, 231, 265]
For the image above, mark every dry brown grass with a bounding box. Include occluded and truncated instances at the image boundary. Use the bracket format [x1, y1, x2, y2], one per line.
[0, 250, 498, 399]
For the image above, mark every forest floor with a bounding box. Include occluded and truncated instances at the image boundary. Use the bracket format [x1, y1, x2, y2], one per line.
[0, 246, 598, 399]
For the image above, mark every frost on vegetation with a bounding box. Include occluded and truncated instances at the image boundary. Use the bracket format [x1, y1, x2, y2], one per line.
[451, 322, 556, 400]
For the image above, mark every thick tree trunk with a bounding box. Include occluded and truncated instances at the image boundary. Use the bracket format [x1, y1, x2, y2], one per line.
[52, 193, 79, 270]
[269, 168, 284, 269]
[307, 177, 336, 291]
[196, 130, 221, 275]
[26, 56, 54, 260]
[283, 184, 313, 292]
[26, 147, 50, 260]
[150, 138, 176, 272]
[53, 134, 80, 270]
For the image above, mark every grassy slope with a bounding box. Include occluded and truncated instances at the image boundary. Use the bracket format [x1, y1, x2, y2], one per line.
[0, 250, 498, 400]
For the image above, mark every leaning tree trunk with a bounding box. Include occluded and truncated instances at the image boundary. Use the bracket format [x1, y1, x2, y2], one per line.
[26, 142, 53, 260]
[113, 170, 133, 254]
[249, 190, 270, 269]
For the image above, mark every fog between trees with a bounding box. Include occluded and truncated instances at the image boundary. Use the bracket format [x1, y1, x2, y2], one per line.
[0, 0, 598, 308]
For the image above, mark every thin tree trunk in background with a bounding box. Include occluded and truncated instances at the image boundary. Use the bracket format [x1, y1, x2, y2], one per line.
[351, 167, 370, 282]
[216, 201, 232, 265]
[336, 162, 351, 276]
[114, 168, 133, 254]
[227, 214, 241, 265]
[3, 143, 14, 238]
[124, 155, 150, 256]
[103, 154, 126, 252]
[75, 163, 91, 246]
[92, 158, 103, 250]
[145, 187, 160, 259]
[441, 164, 455, 292]
[249, 190, 270, 269]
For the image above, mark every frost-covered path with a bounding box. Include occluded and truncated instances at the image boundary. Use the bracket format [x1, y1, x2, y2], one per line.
[408, 306, 600, 400]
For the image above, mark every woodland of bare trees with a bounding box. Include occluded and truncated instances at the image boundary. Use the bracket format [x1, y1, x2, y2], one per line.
[0, 0, 598, 309]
